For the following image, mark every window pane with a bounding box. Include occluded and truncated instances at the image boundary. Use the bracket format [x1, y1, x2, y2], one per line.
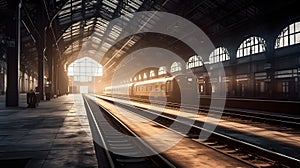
[290, 24, 295, 34]
[210, 47, 229, 63]
[290, 34, 295, 45]
[237, 37, 265, 58]
[296, 33, 300, 43]
[276, 22, 300, 48]
[67, 57, 103, 82]
[295, 22, 300, 32]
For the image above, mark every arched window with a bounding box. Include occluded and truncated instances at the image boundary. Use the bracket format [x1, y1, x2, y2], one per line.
[67, 57, 102, 82]
[149, 70, 155, 77]
[138, 74, 142, 80]
[237, 36, 266, 58]
[275, 22, 300, 49]
[209, 47, 230, 63]
[143, 73, 147, 79]
[171, 62, 182, 73]
[186, 55, 203, 69]
[158, 66, 167, 75]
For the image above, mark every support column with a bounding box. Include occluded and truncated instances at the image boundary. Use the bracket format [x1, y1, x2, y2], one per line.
[56, 63, 60, 96]
[50, 34, 56, 98]
[6, 0, 21, 107]
[37, 25, 47, 101]
[0, 70, 5, 95]
[249, 62, 255, 97]
[45, 27, 53, 100]
[20, 72, 25, 92]
[231, 68, 237, 97]
[37, 38, 44, 100]
[54, 61, 58, 97]
[229, 48, 237, 97]
[296, 74, 300, 100]
[48, 48, 54, 98]
[204, 74, 210, 95]
[57, 64, 68, 96]
[265, 37, 276, 98]
[27, 74, 31, 91]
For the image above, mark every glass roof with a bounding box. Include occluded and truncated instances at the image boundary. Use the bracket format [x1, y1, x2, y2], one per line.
[58, 0, 151, 64]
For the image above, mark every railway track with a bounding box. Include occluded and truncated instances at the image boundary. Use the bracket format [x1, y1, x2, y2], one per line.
[96, 95, 300, 168]
[167, 101, 300, 132]
[83, 96, 176, 168]
[98, 95, 300, 128]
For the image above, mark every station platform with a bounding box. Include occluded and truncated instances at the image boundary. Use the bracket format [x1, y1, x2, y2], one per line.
[0, 94, 97, 168]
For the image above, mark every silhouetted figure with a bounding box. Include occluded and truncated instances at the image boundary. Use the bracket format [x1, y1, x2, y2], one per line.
[27, 89, 37, 108]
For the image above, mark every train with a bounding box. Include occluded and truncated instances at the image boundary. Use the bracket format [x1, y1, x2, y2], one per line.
[103, 74, 300, 114]
[104, 74, 198, 103]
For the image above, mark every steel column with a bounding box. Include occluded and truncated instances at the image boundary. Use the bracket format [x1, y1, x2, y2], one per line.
[6, 0, 21, 107]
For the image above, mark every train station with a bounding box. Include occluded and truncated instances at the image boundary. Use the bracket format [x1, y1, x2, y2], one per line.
[0, 0, 300, 167]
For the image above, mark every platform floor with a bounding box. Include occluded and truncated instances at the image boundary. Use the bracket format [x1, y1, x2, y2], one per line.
[0, 94, 28, 108]
[0, 94, 97, 168]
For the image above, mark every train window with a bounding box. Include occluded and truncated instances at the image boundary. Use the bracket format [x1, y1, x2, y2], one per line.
[260, 82, 265, 93]
[275, 69, 295, 78]
[200, 85, 204, 92]
[282, 81, 289, 93]
[211, 85, 216, 93]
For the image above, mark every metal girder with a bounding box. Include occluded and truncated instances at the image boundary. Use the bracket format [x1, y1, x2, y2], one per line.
[113, 0, 124, 18]
[61, 32, 92, 51]
[53, 0, 148, 55]
[54, 12, 109, 42]
[22, 4, 42, 40]
[201, 0, 256, 29]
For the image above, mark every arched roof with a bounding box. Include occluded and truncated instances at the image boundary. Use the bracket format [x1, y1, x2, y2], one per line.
[0, 0, 299, 75]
